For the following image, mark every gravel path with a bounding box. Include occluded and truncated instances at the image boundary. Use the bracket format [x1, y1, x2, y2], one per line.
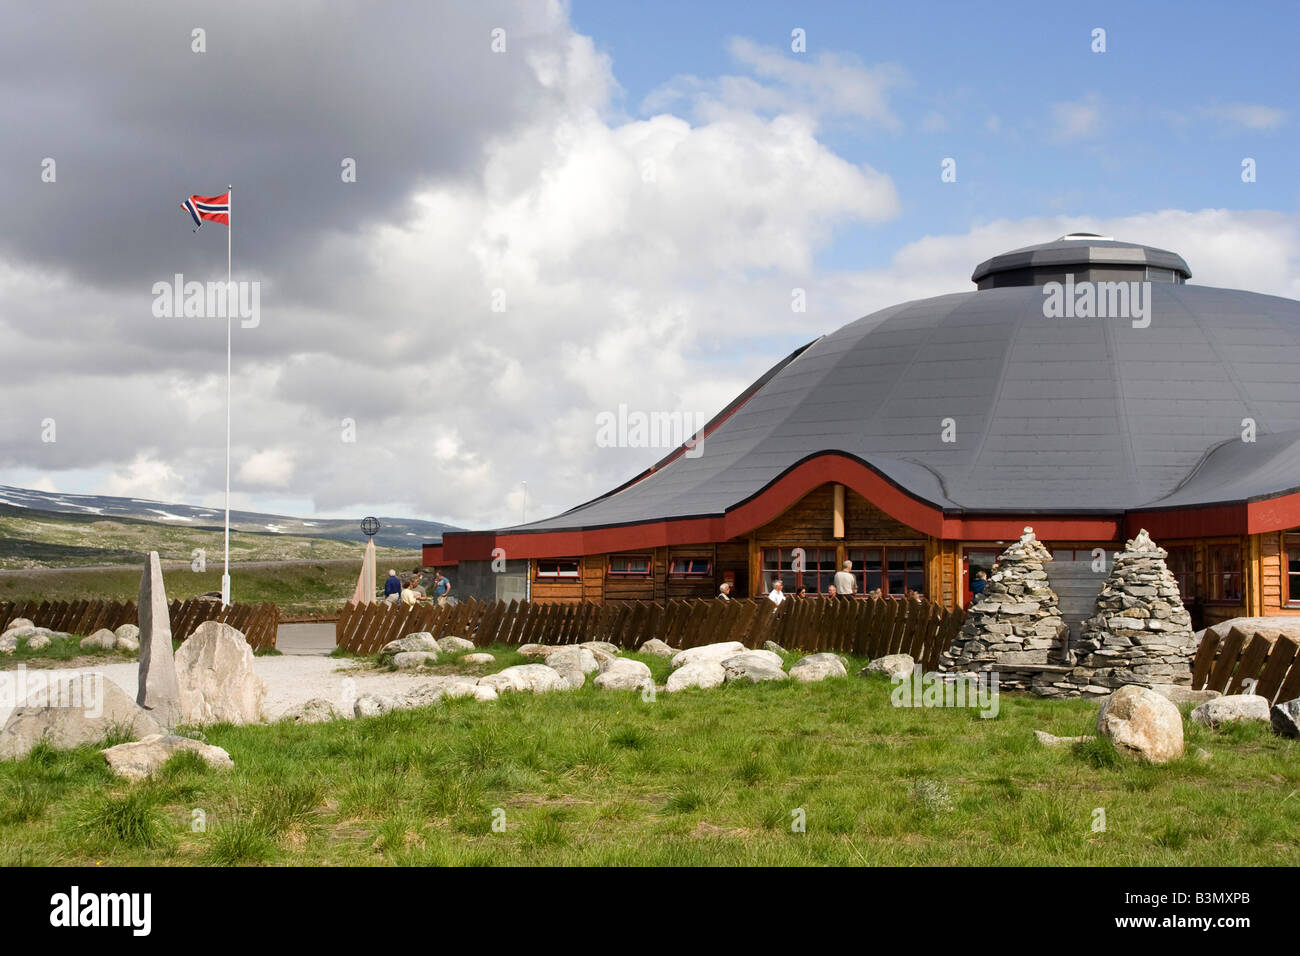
[0, 656, 446, 725]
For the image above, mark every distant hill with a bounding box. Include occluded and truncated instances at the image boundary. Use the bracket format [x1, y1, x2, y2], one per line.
[0, 485, 459, 562]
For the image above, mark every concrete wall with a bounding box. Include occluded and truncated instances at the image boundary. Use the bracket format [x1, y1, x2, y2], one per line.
[449, 559, 529, 604]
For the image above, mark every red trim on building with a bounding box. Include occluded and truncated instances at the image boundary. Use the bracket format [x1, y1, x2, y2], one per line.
[429, 453, 1300, 566]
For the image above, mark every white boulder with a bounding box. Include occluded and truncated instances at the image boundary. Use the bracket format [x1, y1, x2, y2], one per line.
[1096, 685, 1185, 763]
[174, 621, 267, 725]
[102, 734, 233, 781]
[1190, 694, 1271, 728]
[789, 653, 848, 683]
[593, 658, 654, 692]
[670, 641, 746, 671]
[664, 660, 726, 692]
[862, 654, 916, 680]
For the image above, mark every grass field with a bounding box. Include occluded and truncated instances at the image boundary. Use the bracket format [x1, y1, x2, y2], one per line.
[0, 558, 420, 617]
[2, 647, 1296, 866]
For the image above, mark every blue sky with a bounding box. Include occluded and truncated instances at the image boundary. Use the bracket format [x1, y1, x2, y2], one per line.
[573, 0, 1298, 271]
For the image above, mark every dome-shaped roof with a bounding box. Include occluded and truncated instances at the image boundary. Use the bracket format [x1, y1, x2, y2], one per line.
[516, 274, 1300, 532]
[971, 233, 1192, 288]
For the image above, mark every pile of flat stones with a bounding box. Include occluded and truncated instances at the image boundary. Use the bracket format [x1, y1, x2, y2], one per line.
[943, 527, 1069, 691]
[1044, 529, 1197, 698]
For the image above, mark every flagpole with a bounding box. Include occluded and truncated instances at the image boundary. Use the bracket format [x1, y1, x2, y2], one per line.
[221, 184, 232, 608]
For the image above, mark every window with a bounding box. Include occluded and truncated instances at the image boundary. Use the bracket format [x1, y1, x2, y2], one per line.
[1207, 544, 1242, 603]
[536, 559, 580, 578]
[669, 556, 711, 577]
[608, 554, 651, 577]
[1286, 535, 1300, 607]
[1166, 546, 1196, 603]
[848, 547, 925, 597]
[761, 547, 836, 593]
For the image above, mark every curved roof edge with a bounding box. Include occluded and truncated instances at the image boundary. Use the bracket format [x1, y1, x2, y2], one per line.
[434, 450, 1300, 564]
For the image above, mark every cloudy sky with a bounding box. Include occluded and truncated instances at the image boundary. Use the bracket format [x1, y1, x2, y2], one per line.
[1, 0, 1297, 529]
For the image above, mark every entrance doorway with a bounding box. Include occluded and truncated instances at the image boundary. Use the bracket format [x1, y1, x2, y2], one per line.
[962, 547, 1001, 607]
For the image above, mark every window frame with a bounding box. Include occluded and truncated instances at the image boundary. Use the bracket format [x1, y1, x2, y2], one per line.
[668, 556, 712, 578]
[1205, 543, 1243, 604]
[1166, 544, 1197, 604]
[847, 546, 925, 598]
[1285, 534, 1300, 608]
[535, 558, 580, 579]
[607, 553, 653, 578]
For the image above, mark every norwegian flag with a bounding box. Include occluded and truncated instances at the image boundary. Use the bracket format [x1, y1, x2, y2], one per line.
[181, 191, 230, 231]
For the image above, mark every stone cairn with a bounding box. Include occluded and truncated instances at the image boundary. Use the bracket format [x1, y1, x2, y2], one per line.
[1047, 529, 1197, 699]
[943, 527, 1069, 691]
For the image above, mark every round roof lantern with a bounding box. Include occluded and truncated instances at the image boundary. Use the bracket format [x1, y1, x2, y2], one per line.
[971, 234, 1192, 289]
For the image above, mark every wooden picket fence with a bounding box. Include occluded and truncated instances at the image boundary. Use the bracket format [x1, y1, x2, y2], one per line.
[335, 595, 965, 669]
[0, 598, 280, 652]
[1191, 626, 1300, 705]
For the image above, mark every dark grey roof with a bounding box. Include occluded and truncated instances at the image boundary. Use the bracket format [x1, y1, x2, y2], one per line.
[971, 234, 1192, 284]
[508, 280, 1300, 533]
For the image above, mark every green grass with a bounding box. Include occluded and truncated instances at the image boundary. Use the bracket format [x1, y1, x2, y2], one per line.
[1, 632, 135, 664]
[1, 660, 1297, 865]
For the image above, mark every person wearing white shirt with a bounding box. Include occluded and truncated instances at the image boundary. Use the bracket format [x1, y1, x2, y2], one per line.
[768, 579, 786, 605]
[833, 560, 857, 596]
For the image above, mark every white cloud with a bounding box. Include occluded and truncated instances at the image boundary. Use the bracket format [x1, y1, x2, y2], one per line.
[644, 37, 904, 129]
[1052, 94, 1103, 141]
[237, 449, 295, 488]
[1202, 103, 1287, 131]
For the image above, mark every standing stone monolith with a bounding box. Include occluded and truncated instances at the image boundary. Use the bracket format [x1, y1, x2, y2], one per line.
[137, 551, 180, 723]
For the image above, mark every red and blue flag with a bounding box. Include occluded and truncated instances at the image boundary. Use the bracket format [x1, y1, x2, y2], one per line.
[181, 191, 230, 231]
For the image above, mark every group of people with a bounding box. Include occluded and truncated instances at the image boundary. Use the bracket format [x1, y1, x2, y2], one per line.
[383, 567, 452, 607]
[716, 560, 887, 605]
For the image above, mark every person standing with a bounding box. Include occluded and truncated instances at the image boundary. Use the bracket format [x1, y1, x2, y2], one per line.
[718, 582, 732, 600]
[383, 569, 402, 604]
[833, 560, 857, 596]
[432, 570, 452, 607]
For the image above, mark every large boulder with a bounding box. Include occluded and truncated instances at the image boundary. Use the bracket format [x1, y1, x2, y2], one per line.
[391, 651, 439, 669]
[1270, 699, 1300, 739]
[1096, 685, 1185, 763]
[637, 639, 677, 658]
[544, 646, 598, 689]
[81, 628, 119, 652]
[114, 623, 141, 646]
[664, 660, 726, 692]
[0, 675, 162, 760]
[174, 621, 267, 725]
[3, 617, 34, 632]
[516, 644, 557, 660]
[789, 653, 848, 683]
[593, 658, 654, 692]
[722, 652, 789, 684]
[102, 734, 233, 781]
[1, 627, 52, 653]
[478, 663, 568, 695]
[1190, 694, 1271, 729]
[438, 636, 476, 653]
[279, 698, 343, 724]
[670, 641, 746, 671]
[379, 633, 440, 657]
[861, 654, 916, 680]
